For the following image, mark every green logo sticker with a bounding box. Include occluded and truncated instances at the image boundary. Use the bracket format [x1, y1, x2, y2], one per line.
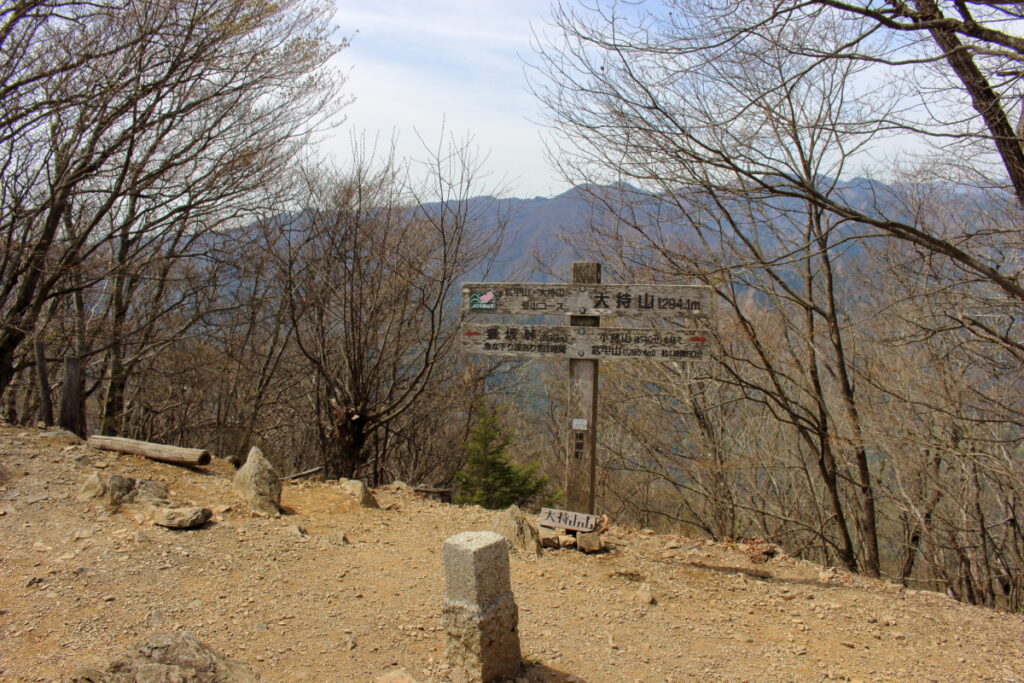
[470, 290, 497, 310]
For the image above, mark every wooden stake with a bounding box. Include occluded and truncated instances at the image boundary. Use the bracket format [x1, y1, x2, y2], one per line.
[566, 261, 600, 514]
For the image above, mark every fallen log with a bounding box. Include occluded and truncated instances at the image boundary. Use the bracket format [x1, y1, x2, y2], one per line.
[87, 435, 211, 467]
[280, 466, 323, 481]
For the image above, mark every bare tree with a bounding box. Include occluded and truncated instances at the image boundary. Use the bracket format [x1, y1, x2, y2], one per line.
[0, 0, 347, 400]
[275, 143, 502, 479]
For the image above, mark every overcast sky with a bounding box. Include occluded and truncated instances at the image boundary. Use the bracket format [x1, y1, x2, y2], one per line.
[326, 1, 568, 199]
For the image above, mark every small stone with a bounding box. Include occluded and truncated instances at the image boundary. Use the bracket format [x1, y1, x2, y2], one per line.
[557, 534, 577, 549]
[328, 532, 350, 546]
[577, 531, 604, 553]
[288, 523, 307, 537]
[133, 479, 170, 505]
[146, 610, 165, 627]
[151, 506, 211, 529]
[107, 474, 137, 505]
[373, 669, 417, 682]
[746, 542, 779, 564]
[635, 583, 656, 605]
[72, 528, 94, 541]
[77, 473, 107, 502]
[538, 526, 560, 548]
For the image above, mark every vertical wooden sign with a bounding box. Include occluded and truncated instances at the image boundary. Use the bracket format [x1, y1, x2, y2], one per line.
[566, 261, 600, 514]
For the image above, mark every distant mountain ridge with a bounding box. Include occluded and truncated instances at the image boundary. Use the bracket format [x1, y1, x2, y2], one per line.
[454, 177, 911, 281]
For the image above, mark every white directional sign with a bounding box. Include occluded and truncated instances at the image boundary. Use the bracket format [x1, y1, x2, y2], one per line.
[462, 282, 711, 319]
[459, 323, 709, 360]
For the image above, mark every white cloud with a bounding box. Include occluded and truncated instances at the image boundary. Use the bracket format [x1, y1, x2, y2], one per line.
[321, 1, 567, 198]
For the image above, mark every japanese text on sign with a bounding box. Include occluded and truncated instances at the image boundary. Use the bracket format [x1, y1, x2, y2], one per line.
[462, 283, 711, 319]
[539, 508, 600, 532]
[460, 324, 708, 361]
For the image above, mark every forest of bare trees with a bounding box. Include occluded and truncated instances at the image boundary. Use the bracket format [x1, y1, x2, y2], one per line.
[2, 0, 1023, 615]
[530, 0, 1024, 610]
[0, 1, 501, 487]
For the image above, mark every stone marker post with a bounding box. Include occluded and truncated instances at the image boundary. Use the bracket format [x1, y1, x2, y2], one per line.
[442, 531, 521, 682]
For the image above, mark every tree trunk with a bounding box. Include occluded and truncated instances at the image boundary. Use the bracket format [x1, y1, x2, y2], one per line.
[59, 354, 86, 437]
[35, 340, 53, 426]
[322, 413, 368, 479]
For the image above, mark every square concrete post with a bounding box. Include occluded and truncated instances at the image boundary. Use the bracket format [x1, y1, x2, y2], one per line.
[442, 531, 521, 682]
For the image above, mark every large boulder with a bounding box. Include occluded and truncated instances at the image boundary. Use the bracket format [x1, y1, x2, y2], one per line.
[339, 478, 378, 508]
[232, 447, 281, 515]
[493, 504, 541, 557]
[71, 631, 259, 682]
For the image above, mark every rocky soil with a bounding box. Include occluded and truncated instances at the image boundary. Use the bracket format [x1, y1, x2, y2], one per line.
[1, 425, 1022, 682]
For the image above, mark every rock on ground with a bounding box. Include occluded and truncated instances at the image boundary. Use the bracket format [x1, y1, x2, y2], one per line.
[76, 472, 108, 502]
[373, 670, 418, 683]
[232, 446, 281, 515]
[77, 473, 169, 507]
[151, 506, 211, 529]
[492, 504, 541, 557]
[339, 478, 379, 508]
[538, 526, 559, 548]
[577, 530, 604, 553]
[71, 631, 259, 682]
[635, 583, 656, 605]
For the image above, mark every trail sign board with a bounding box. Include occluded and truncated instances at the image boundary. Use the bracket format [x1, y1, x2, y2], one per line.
[539, 508, 600, 532]
[460, 323, 709, 360]
[460, 265, 714, 518]
[462, 282, 710, 318]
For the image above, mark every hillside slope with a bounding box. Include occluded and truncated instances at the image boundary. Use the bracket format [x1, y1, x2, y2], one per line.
[0, 426, 1021, 682]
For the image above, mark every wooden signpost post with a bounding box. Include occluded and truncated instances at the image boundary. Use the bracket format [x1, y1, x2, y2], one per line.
[460, 262, 712, 517]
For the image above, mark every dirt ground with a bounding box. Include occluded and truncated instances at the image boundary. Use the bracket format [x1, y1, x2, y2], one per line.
[1, 425, 1022, 682]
